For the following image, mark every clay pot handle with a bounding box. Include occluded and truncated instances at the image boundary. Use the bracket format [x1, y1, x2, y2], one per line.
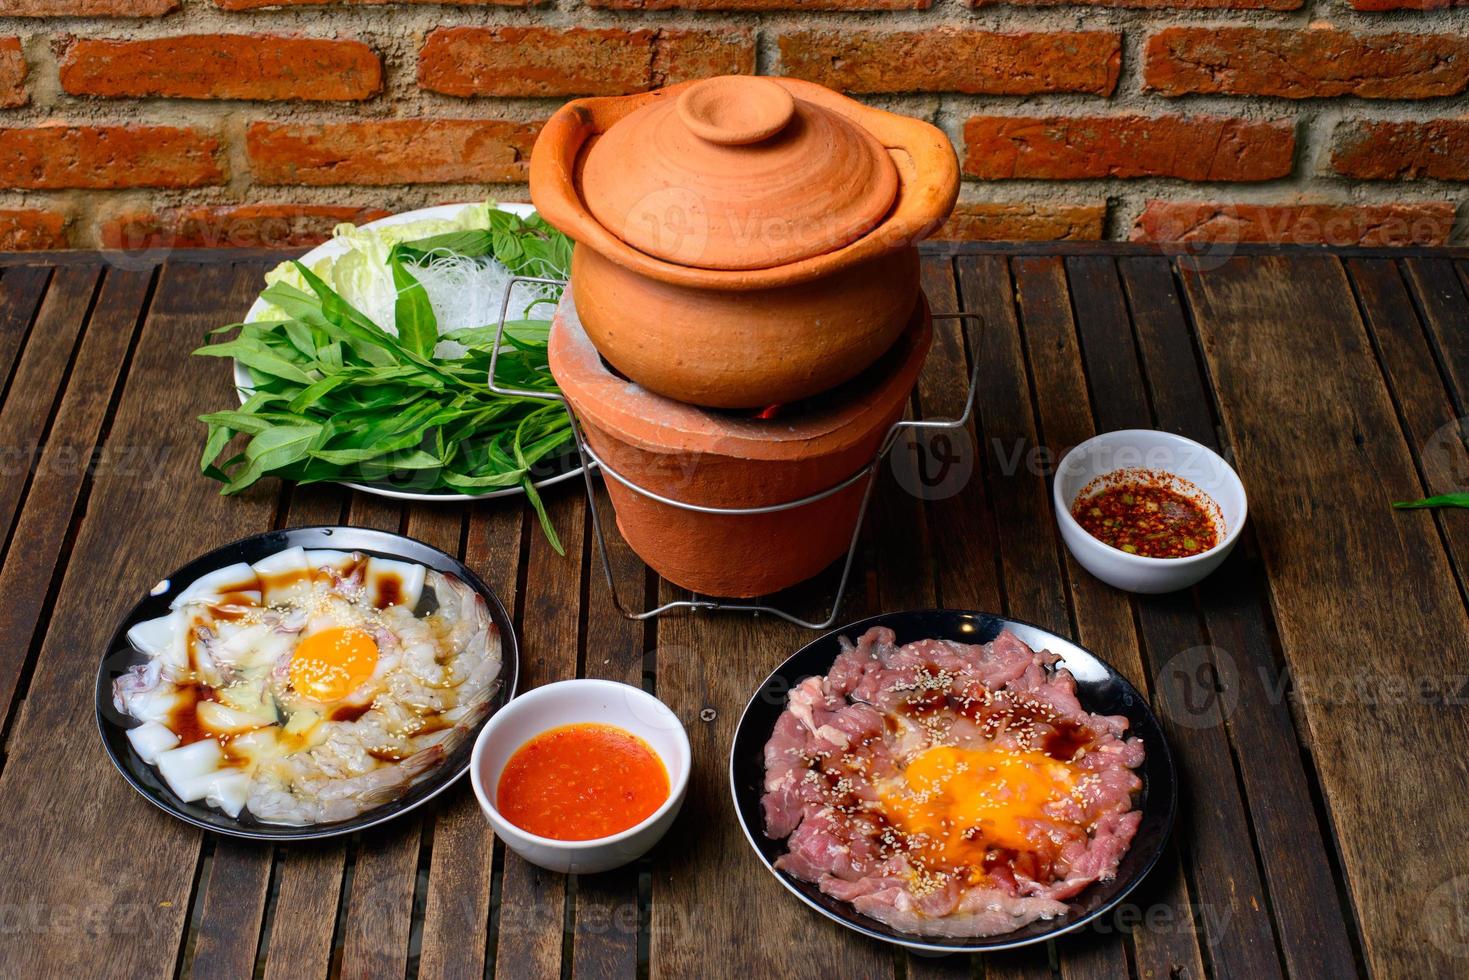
[676, 76, 796, 146]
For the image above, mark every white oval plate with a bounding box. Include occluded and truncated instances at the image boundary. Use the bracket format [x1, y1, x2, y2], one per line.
[234, 202, 584, 503]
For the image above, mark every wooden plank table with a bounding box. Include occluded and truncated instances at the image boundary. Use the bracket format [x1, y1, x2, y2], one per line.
[1, 242, 1466, 980]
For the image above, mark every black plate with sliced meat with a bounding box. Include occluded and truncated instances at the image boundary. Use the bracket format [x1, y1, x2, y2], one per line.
[729, 609, 1176, 953]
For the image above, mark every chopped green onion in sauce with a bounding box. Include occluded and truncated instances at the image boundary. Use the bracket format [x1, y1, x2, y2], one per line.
[1072, 478, 1218, 559]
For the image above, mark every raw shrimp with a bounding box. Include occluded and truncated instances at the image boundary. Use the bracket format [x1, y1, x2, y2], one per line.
[436, 571, 492, 653]
[112, 658, 179, 723]
[451, 626, 503, 711]
[244, 567, 501, 825]
[388, 671, 452, 713]
[247, 741, 448, 825]
[381, 604, 446, 687]
[429, 572, 500, 692]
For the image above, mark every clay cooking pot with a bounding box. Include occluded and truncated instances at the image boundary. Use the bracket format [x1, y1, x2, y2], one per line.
[548, 288, 934, 598]
[531, 75, 957, 409]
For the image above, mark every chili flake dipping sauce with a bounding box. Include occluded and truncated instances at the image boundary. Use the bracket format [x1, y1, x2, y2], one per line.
[1072, 473, 1219, 558]
[496, 723, 669, 840]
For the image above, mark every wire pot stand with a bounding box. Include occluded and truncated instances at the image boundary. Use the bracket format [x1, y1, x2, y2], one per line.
[487, 274, 984, 630]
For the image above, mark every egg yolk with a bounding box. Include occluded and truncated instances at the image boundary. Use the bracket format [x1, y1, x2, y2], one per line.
[289, 627, 379, 703]
[879, 745, 1081, 871]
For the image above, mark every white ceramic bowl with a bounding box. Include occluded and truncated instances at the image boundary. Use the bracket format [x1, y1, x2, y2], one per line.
[1053, 429, 1248, 594]
[470, 679, 691, 874]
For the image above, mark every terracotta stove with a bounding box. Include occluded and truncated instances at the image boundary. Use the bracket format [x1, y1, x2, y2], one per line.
[530, 74, 959, 597]
[549, 289, 933, 597]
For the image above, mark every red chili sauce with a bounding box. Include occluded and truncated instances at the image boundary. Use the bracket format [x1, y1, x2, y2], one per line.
[496, 723, 669, 841]
[1072, 475, 1219, 558]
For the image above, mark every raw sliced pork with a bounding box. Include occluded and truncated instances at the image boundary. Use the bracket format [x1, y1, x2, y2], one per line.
[761, 627, 1144, 938]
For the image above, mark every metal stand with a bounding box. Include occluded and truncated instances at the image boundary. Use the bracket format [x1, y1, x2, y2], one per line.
[487, 275, 983, 629]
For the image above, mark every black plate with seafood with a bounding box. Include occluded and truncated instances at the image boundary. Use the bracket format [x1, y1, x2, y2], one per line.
[730, 609, 1175, 952]
[97, 526, 519, 842]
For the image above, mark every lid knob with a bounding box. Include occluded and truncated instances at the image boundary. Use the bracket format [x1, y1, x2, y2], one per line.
[676, 76, 796, 146]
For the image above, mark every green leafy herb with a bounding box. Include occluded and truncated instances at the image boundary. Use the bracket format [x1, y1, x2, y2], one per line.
[388, 210, 573, 284]
[389, 253, 437, 359]
[1393, 493, 1469, 510]
[197, 210, 575, 551]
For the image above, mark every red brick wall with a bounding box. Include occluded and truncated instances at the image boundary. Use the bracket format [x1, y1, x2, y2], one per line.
[0, 10, 1464, 250]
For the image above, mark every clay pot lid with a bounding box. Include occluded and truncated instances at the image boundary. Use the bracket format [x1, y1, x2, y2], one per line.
[578, 75, 900, 271]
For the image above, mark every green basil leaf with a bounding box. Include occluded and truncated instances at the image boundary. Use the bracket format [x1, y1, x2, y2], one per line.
[293, 261, 455, 383]
[521, 476, 564, 555]
[439, 468, 527, 490]
[282, 318, 321, 361]
[287, 373, 355, 413]
[393, 230, 494, 263]
[195, 338, 316, 386]
[245, 424, 322, 468]
[196, 208, 576, 536]
[1393, 493, 1469, 510]
[200, 420, 233, 479]
[389, 253, 438, 358]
